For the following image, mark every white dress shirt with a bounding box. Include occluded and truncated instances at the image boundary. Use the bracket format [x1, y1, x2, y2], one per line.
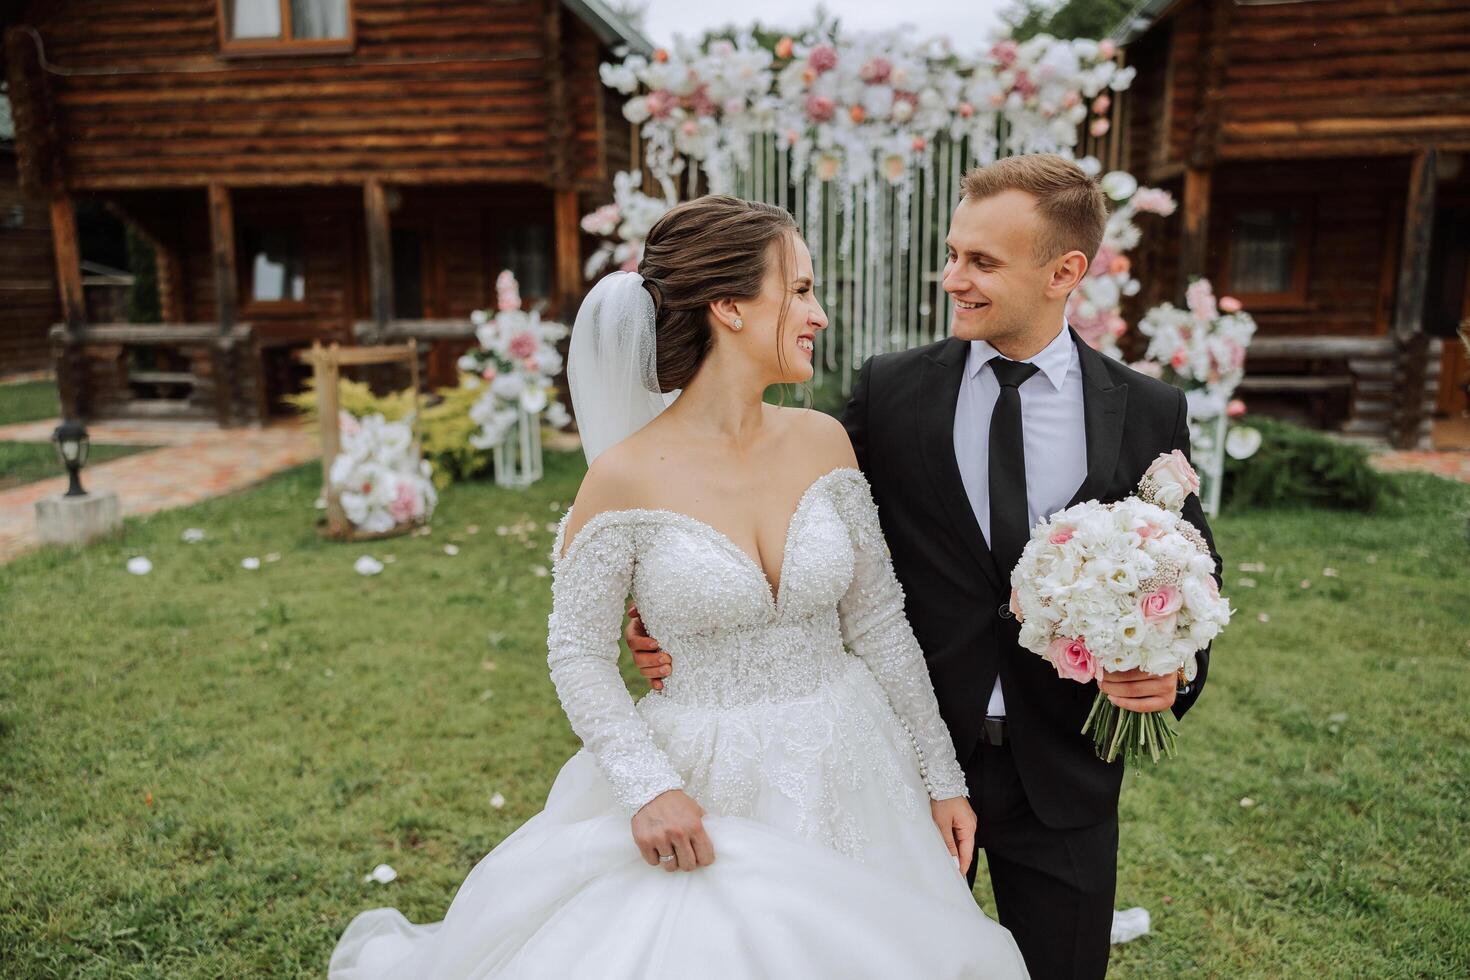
[953, 321, 1088, 716]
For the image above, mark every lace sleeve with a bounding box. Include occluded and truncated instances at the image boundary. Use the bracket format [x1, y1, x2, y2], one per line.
[548, 513, 685, 815]
[831, 473, 969, 800]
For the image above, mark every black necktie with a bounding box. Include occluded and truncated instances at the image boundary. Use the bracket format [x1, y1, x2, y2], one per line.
[988, 358, 1040, 580]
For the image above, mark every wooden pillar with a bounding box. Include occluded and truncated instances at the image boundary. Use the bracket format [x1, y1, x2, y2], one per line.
[554, 188, 583, 315]
[1393, 149, 1437, 343]
[48, 192, 86, 419]
[154, 242, 186, 324]
[1179, 167, 1211, 291]
[1392, 148, 1439, 449]
[208, 184, 237, 331]
[48, 194, 84, 329]
[364, 178, 395, 335]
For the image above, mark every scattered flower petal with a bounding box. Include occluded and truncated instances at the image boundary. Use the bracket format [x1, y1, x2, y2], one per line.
[1322, 567, 1338, 578]
[127, 556, 153, 575]
[478, 688, 495, 702]
[265, 552, 281, 563]
[466, 525, 480, 535]
[181, 528, 206, 543]
[1238, 562, 1266, 573]
[241, 557, 261, 570]
[364, 863, 397, 884]
[382, 555, 397, 564]
[482, 660, 498, 671]
[355, 555, 384, 576]
[531, 565, 549, 578]
[1299, 579, 1311, 589]
[496, 526, 509, 536]
[1365, 554, 1377, 564]
[1239, 797, 1256, 808]
[1237, 577, 1256, 588]
[444, 544, 460, 556]
[1256, 612, 1271, 623]
[490, 792, 506, 809]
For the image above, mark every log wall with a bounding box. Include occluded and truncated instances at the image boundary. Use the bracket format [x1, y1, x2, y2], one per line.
[1134, 0, 1470, 170]
[0, 149, 60, 373]
[11, 0, 620, 192]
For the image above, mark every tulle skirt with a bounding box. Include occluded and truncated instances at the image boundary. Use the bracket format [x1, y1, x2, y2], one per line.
[329, 662, 1027, 979]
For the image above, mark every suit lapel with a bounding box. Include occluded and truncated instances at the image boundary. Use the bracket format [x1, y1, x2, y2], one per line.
[917, 338, 1003, 590]
[1066, 327, 1129, 508]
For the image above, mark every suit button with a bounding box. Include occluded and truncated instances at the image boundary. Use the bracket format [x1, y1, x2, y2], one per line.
[998, 603, 1013, 620]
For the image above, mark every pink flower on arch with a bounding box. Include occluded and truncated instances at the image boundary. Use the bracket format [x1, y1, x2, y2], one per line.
[507, 331, 538, 360]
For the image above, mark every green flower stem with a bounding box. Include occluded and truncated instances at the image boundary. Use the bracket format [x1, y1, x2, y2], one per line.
[1082, 689, 1179, 765]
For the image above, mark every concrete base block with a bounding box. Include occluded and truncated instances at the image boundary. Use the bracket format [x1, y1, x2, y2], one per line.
[35, 491, 122, 547]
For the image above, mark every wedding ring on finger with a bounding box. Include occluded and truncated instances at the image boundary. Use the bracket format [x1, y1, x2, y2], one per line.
[658, 852, 675, 863]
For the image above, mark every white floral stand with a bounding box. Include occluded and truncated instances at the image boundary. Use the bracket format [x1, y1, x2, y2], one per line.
[493, 408, 543, 489]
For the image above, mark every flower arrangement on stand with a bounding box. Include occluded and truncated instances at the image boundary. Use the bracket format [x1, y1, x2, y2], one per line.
[456, 271, 570, 488]
[327, 410, 437, 536]
[1133, 278, 1259, 514]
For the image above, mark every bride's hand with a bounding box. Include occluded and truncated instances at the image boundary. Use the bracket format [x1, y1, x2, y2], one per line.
[632, 789, 715, 872]
[930, 797, 976, 876]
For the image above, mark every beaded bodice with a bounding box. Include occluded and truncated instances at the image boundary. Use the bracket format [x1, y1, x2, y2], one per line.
[547, 467, 968, 816]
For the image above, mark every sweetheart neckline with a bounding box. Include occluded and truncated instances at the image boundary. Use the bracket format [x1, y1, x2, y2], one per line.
[557, 466, 862, 612]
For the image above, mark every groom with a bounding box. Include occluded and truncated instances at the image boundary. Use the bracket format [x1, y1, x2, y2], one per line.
[631, 153, 1219, 979]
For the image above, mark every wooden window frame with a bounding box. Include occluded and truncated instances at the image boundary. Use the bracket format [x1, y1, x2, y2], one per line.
[216, 0, 356, 58]
[239, 222, 311, 314]
[1219, 197, 1312, 310]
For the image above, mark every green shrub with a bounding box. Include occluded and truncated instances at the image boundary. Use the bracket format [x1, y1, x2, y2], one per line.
[1223, 416, 1390, 512]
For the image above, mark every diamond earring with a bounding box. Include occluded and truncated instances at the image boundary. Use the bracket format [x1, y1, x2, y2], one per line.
[732, 317, 744, 331]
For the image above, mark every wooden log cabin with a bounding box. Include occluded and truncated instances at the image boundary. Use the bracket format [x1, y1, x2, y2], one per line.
[0, 0, 646, 424]
[1115, 0, 1470, 448]
[0, 96, 60, 377]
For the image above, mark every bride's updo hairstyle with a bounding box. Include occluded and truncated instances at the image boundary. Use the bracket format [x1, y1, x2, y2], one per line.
[638, 195, 797, 392]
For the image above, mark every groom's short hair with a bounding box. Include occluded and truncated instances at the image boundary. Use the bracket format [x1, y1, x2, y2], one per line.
[960, 154, 1106, 267]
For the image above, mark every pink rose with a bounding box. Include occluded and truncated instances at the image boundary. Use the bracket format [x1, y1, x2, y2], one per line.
[1219, 295, 1243, 313]
[1009, 588, 1023, 621]
[859, 56, 893, 84]
[507, 331, 538, 360]
[1227, 398, 1247, 419]
[1049, 527, 1074, 545]
[1089, 118, 1110, 137]
[958, 102, 975, 118]
[775, 36, 794, 60]
[389, 480, 419, 523]
[807, 44, 837, 73]
[480, 366, 497, 382]
[1146, 449, 1202, 496]
[1140, 586, 1183, 624]
[1132, 359, 1163, 379]
[1136, 522, 1161, 539]
[1047, 637, 1098, 684]
[1098, 40, 1117, 60]
[1091, 93, 1111, 114]
[805, 95, 835, 122]
[990, 40, 1018, 68]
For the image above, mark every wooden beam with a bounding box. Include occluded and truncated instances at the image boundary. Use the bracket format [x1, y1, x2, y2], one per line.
[554, 187, 583, 315]
[364, 178, 396, 331]
[1393, 148, 1438, 342]
[207, 183, 238, 332]
[3, 26, 63, 197]
[1179, 166, 1211, 294]
[1188, 0, 1233, 170]
[48, 194, 85, 330]
[544, 0, 570, 190]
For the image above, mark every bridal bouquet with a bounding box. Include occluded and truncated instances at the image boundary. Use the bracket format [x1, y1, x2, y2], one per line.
[1009, 451, 1230, 764]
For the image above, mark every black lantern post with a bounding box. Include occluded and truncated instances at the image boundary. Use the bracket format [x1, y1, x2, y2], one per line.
[51, 419, 91, 497]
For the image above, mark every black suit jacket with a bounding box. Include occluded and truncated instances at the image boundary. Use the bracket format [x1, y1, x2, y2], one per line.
[842, 328, 1220, 829]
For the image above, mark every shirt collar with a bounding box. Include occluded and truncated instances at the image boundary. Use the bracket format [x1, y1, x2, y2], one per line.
[966, 320, 1076, 391]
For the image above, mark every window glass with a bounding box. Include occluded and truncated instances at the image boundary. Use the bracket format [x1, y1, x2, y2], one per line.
[1229, 208, 1297, 295]
[245, 227, 306, 302]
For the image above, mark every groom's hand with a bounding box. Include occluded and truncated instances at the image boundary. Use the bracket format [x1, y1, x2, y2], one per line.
[626, 604, 671, 691]
[1098, 668, 1177, 713]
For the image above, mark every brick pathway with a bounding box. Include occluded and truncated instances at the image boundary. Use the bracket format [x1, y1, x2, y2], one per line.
[1371, 450, 1470, 484]
[0, 418, 319, 563]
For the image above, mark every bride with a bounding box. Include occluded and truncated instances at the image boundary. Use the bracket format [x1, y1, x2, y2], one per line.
[329, 196, 1027, 978]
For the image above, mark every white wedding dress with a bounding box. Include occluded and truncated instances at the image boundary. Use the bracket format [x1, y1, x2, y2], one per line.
[329, 467, 1027, 978]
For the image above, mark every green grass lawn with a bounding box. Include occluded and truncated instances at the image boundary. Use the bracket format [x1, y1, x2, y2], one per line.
[0, 442, 159, 492]
[0, 379, 62, 427]
[1, 452, 1467, 978]
[0, 380, 156, 490]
